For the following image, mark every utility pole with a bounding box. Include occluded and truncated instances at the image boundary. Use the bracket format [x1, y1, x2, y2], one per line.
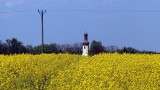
[38, 9, 46, 53]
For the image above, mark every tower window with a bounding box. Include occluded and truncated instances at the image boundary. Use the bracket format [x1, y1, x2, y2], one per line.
[84, 46, 85, 49]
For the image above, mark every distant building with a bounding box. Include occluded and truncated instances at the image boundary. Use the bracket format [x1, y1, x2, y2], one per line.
[82, 32, 89, 56]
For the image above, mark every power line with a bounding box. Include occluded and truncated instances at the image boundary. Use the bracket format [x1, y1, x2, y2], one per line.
[48, 9, 160, 13]
[0, 10, 35, 13]
[1, 10, 160, 14]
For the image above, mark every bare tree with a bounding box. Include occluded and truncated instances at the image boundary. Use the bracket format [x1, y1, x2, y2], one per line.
[105, 45, 119, 53]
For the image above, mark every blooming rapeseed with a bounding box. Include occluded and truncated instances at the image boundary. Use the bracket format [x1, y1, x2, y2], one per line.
[0, 53, 159, 90]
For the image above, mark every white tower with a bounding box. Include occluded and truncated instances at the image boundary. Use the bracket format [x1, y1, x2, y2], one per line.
[82, 32, 89, 56]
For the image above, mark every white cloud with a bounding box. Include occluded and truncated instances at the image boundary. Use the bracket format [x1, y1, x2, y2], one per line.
[1, 0, 114, 8]
[2, 0, 28, 7]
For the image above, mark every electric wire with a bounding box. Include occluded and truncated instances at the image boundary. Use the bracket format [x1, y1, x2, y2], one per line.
[1, 9, 160, 14]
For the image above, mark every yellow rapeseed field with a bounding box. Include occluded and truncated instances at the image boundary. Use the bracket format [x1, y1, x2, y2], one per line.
[0, 53, 160, 90]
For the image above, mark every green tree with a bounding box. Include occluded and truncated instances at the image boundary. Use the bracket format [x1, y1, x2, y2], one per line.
[117, 47, 139, 54]
[48, 43, 59, 53]
[0, 41, 8, 54]
[6, 38, 26, 54]
[90, 40, 105, 55]
[33, 45, 42, 54]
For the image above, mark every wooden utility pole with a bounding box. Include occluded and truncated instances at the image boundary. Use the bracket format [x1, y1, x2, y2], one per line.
[38, 10, 46, 53]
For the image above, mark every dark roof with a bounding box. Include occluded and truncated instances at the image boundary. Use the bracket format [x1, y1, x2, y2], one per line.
[83, 40, 89, 44]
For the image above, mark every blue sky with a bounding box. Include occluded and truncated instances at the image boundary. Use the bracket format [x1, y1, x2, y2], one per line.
[0, 0, 160, 52]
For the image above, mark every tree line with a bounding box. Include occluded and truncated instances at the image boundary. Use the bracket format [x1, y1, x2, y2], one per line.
[0, 38, 158, 55]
